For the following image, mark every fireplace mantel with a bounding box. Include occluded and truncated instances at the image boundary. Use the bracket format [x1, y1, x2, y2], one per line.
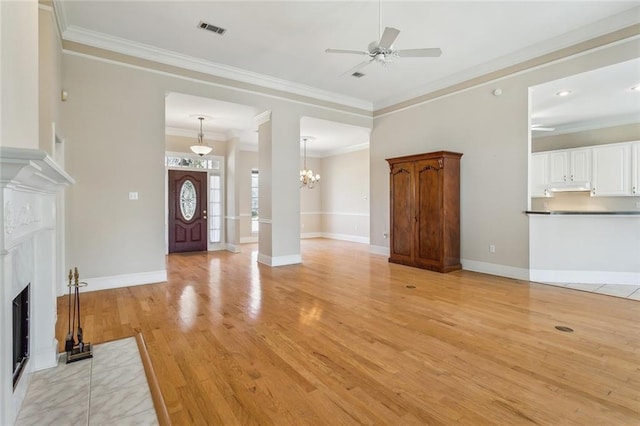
[0, 147, 74, 191]
[1, 147, 74, 425]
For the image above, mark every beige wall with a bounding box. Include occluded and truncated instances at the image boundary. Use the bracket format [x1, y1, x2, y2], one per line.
[1, 0, 39, 149]
[60, 48, 371, 278]
[238, 150, 258, 241]
[320, 148, 369, 241]
[38, 6, 63, 161]
[300, 156, 323, 236]
[370, 38, 640, 276]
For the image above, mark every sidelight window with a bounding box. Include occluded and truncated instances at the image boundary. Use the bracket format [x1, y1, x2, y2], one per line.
[251, 169, 259, 233]
[209, 175, 222, 243]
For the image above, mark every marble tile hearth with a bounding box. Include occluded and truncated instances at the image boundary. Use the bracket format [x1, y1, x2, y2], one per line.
[16, 337, 158, 425]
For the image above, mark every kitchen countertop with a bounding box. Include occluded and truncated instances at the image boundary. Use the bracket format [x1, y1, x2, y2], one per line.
[525, 210, 640, 215]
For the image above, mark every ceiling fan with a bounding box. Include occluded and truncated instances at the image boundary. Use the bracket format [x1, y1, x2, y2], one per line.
[325, 26, 442, 76]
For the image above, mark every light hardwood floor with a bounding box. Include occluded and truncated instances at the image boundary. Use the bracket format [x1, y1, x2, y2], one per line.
[56, 239, 640, 425]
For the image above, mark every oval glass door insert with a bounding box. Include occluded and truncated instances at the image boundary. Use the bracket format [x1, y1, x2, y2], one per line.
[179, 180, 197, 220]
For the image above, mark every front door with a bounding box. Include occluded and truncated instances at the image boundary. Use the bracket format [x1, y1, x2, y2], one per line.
[168, 170, 208, 253]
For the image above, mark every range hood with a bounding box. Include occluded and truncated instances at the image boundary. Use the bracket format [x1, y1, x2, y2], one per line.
[548, 181, 592, 192]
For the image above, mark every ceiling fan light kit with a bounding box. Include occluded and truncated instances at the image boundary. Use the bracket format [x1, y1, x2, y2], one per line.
[190, 116, 213, 156]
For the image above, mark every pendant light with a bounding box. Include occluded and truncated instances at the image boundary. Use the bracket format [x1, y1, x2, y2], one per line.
[300, 137, 320, 189]
[190, 116, 212, 156]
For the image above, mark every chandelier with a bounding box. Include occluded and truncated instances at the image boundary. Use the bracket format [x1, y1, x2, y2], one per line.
[190, 116, 212, 156]
[300, 137, 320, 189]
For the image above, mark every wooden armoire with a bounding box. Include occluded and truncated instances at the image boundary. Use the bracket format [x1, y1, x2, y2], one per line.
[386, 151, 463, 273]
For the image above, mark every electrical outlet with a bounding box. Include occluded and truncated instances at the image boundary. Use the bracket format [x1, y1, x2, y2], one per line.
[383, 233, 388, 239]
[489, 244, 496, 253]
[128, 191, 138, 200]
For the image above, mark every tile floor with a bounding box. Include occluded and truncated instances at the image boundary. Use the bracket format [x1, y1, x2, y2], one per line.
[539, 282, 640, 300]
[16, 337, 158, 426]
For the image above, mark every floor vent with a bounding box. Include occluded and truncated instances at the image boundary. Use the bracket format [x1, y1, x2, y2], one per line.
[198, 21, 226, 35]
[351, 72, 365, 78]
[555, 325, 574, 332]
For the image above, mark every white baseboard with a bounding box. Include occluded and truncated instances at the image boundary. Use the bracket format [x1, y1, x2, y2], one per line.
[369, 245, 390, 256]
[301, 232, 323, 239]
[81, 269, 167, 293]
[257, 253, 302, 267]
[461, 259, 530, 281]
[321, 233, 369, 244]
[530, 269, 640, 285]
[240, 236, 258, 243]
[226, 243, 241, 253]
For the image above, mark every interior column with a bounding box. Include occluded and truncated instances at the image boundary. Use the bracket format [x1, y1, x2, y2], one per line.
[255, 110, 301, 266]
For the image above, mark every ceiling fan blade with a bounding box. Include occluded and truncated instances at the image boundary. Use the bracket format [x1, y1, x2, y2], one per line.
[342, 58, 375, 76]
[325, 48, 370, 55]
[395, 48, 442, 58]
[378, 27, 400, 49]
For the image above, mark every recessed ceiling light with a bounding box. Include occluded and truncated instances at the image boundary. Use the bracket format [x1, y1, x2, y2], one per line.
[556, 90, 572, 97]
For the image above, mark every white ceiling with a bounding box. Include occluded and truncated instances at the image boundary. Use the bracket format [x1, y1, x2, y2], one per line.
[531, 58, 640, 136]
[57, 1, 640, 151]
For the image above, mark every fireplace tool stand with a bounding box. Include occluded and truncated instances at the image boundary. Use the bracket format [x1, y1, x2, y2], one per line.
[65, 267, 93, 363]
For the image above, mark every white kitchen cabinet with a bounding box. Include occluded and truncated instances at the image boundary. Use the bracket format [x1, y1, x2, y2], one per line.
[592, 143, 630, 196]
[632, 142, 640, 196]
[548, 148, 591, 184]
[531, 153, 549, 197]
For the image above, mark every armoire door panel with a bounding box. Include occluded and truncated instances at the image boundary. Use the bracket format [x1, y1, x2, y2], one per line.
[390, 164, 414, 260]
[416, 160, 443, 265]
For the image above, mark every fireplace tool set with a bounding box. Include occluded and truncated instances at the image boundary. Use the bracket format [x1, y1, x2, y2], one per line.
[65, 267, 93, 363]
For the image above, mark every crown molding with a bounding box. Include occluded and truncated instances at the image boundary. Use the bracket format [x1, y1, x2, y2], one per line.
[321, 142, 369, 158]
[61, 25, 372, 112]
[165, 126, 227, 141]
[254, 110, 272, 126]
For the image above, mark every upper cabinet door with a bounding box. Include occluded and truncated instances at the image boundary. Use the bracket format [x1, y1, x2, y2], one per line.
[569, 148, 592, 183]
[531, 153, 549, 197]
[592, 144, 631, 196]
[549, 151, 569, 183]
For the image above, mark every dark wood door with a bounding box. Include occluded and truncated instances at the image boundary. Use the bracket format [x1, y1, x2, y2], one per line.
[415, 158, 443, 269]
[169, 170, 208, 253]
[389, 161, 415, 265]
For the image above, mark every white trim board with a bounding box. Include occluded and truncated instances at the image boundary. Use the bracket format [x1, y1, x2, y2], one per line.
[530, 269, 640, 285]
[461, 259, 530, 281]
[257, 253, 302, 267]
[321, 233, 369, 244]
[79, 270, 167, 293]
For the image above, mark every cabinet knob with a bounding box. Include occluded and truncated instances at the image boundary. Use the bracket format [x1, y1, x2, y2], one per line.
[570, 175, 574, 181]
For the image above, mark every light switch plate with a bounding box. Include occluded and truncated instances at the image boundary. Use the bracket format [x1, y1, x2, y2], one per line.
[129, 192, 138, 200]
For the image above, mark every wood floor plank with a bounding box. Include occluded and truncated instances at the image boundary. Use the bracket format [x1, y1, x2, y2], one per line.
[56, 238, 640, 425]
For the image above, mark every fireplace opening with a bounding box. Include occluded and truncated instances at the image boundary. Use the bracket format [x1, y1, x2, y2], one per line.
[12, 284, 30, 389]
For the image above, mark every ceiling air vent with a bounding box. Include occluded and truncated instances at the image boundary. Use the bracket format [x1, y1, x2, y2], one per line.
[198, 21, 226, 35]
[351, 72, 365, 78]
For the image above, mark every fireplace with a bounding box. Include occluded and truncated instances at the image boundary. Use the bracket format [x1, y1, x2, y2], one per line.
[12, 285, 30, 388]
[1, 147, 74, 425]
